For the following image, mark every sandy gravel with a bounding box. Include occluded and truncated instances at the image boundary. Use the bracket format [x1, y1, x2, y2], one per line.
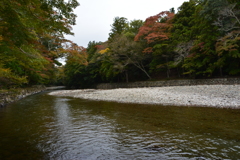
[49, 85, 240, 108]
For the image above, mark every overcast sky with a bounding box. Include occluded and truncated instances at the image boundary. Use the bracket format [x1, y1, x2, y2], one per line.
[65, 0, 188, 48]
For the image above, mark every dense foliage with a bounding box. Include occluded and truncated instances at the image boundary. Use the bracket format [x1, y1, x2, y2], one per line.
[0, 0, 79, 88]
[63, 0, 240, 88]
[1, 0, 239, 89]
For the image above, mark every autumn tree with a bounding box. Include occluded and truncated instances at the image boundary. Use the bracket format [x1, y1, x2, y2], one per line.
[135, 11, 174, 43]
[135, 11, 175, 78]
[0, 0, 79, 87]
[64, 44, 89, 88]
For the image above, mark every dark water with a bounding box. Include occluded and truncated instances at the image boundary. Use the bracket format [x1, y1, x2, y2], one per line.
[0, 91, 240, 160]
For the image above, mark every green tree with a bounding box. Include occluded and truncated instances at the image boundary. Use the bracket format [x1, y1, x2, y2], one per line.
[124, 19, 144, 39]
[170, 1, 197, 76]
[108, 17, 128, 42]
[87, 41, 102, 61]
[183, 0, 240, 77]
[109, 33, 151, 81]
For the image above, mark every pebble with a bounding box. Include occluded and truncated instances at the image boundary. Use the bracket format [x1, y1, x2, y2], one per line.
[49, 85, 240, 108]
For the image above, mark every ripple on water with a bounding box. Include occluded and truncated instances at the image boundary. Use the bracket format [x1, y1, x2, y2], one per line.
[0, 92, 240, 159]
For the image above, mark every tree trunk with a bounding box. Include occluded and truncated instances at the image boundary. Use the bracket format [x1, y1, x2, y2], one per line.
[133, 61, 151, 79]
[166, 58, 170, 78]
[177, 67, 181, 78]
[220, 67, 223, 77]
[125, 70, 129, 83]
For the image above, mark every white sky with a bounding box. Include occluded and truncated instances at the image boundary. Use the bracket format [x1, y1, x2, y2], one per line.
[65, 0, 188, 48]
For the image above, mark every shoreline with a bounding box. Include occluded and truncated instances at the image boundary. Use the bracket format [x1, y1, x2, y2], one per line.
[0, 86, 46, 107]
[49, 85, 240, 109]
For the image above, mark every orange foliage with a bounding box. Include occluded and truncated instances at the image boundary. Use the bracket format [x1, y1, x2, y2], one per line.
[95, 45, 105, 50]
[143, 47, 153, 54]
[134, 11, 174, 43]
[65, 43, 88, 66]
[44, 57, 53, 62]
[95, 42, 109, 53]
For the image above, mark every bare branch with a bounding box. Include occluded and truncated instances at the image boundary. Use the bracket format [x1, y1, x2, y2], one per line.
[213, 3, 240, 34]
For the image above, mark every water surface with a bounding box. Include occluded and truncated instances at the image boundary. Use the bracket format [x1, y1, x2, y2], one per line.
[0, 91, 240, 159]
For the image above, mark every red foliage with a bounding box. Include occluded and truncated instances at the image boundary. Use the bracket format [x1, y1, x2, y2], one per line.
[95, 45, 105, 50]
[44, 57, 53, 62]
[134, 11, 174, 43]
[198, 42, 204, 46]
[187, 42, 205, 58]
[187, 53, 196, 58]
[142, 47, 153, 54]
[40, 74, 47, 78]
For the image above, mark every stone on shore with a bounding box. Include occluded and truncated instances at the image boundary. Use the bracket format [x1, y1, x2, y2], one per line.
[48, 85, 240, 108]
[0, 85, 46, 107]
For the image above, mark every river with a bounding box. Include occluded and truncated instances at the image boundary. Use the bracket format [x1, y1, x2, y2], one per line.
[0, 91, 240, 159]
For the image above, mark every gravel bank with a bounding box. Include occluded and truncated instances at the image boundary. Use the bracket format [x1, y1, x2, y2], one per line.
[49, 85, 240, 108]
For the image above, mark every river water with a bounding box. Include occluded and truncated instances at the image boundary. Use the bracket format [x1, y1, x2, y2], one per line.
[0, 91, 240, 159]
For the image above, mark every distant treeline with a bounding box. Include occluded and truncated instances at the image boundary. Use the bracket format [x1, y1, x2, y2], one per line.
[64, 0, 240, 88]
[1, 0, 240, 89]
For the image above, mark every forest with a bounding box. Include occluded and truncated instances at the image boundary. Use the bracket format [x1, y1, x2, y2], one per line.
[1, 0, 240, 89]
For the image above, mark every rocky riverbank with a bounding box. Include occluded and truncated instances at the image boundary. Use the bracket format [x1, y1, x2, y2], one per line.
[49, 85, 240, 108]
[0, 85, 46, 107]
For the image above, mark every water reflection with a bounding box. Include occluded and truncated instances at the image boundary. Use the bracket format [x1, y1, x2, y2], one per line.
[0, 92, 240, 159]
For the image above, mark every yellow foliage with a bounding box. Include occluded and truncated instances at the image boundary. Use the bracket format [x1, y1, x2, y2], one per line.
[99, 48, 110, 54]
[0, 66, 28, 87]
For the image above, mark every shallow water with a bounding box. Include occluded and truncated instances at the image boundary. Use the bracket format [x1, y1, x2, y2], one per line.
[0, 91, 240, 159]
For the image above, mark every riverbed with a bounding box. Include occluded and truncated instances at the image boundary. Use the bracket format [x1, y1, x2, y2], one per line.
[0, 91, 240, 159]
[49, 85, 240, 108]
